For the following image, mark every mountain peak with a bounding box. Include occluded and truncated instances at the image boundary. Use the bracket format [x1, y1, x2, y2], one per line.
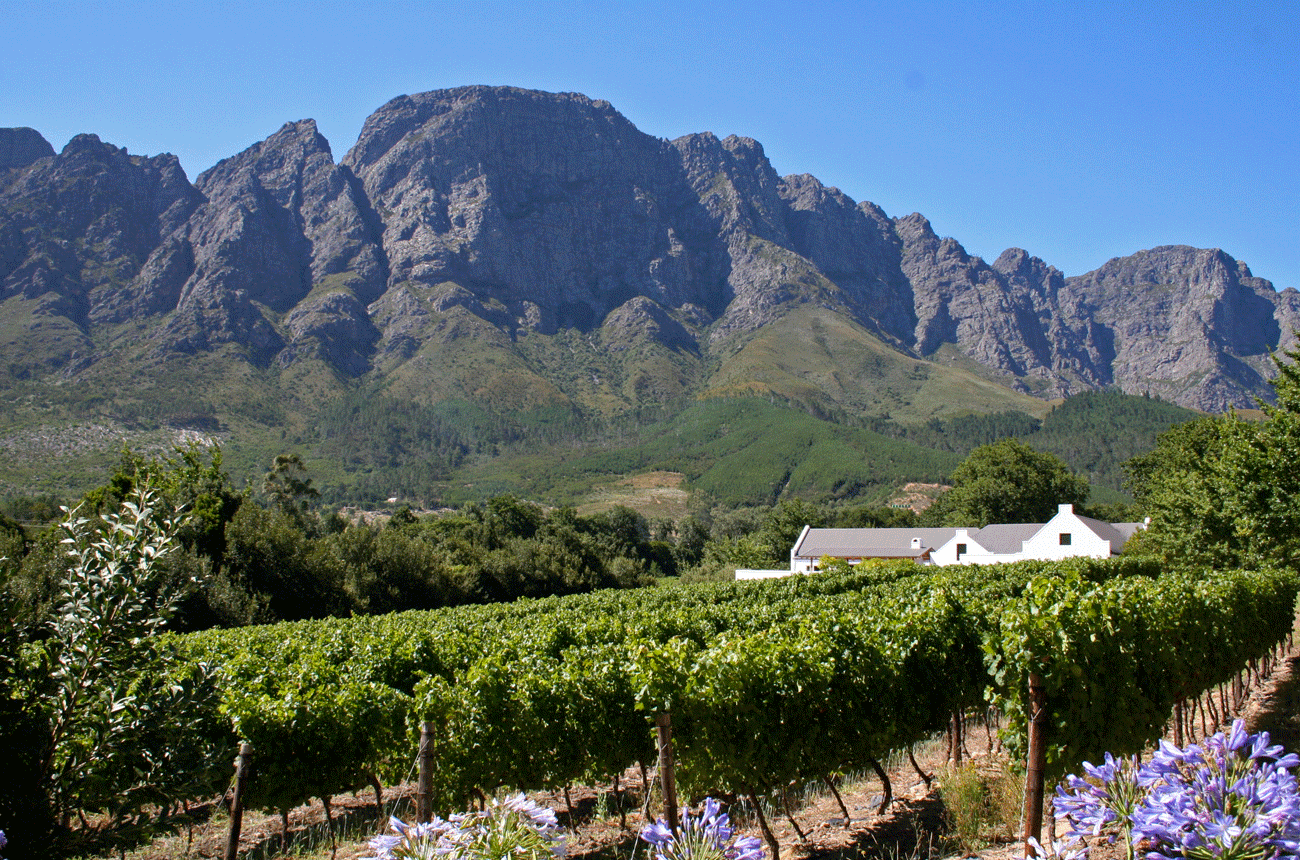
[0, 127, 54, 169]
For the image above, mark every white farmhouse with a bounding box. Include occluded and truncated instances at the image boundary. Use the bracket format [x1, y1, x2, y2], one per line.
[737, 504, 1144, 580]
[928, 504, 1142, 566]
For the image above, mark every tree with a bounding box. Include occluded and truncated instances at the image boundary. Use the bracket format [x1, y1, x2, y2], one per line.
[222, 504, 347, 620]
[754, 499, 827, 565]
[262, 453, 319, 520]
[1125, 345, 1300, 571]
[0, 556, 55, 856]
[36, 486, 223, 834]
[925, 438, 1090, 526]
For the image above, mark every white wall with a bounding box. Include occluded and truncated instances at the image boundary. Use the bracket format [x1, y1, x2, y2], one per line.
[735, 569, 798, 580]
[929, 529, 1000, 566]
[1019, 504, 1113, 560]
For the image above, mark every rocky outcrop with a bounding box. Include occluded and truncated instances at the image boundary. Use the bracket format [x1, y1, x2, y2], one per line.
[0, 133, 201, 310]
[343, 87, 722, 340]
[889, 215, 1295, 409]
[150, 119, 385, 366]
[777, 173, 914, 347]
[0, 88, 1295, 413]
[1060, 246, 1294, 409]
[0, 128, 55, 170]
[895, 214, 1082, 387]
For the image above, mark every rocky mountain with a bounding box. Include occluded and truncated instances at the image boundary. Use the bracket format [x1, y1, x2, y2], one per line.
[2, 86, 1297, 429]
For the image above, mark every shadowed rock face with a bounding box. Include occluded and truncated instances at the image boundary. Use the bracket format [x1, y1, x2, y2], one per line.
[0, 128, 55, 170]
[151, 118, 387, 367]
[777, 174, 915, 348]
[1060, 246, 1299, 410]
[343, 86, 726, 336]
[1, 86, 1296, 411]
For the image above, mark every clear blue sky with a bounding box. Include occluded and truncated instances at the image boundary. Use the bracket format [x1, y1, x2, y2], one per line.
[3, 0, 1297, 289]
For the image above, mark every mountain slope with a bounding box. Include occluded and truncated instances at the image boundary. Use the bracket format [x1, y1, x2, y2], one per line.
[1, 86, 1293, 501]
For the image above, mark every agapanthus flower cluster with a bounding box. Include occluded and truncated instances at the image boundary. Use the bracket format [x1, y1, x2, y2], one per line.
[1053, 720, 1300, 860]
[641, 797, 766, 860]
[365, 793, 566, 860]
[1054, 751, 1148, 859]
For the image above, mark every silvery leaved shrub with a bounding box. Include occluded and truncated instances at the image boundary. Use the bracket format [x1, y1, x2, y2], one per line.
[42, 486, 221, 825]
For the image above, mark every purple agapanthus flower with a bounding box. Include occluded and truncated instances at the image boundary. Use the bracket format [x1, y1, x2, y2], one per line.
[1053, 720, 1300, 860]
[1055, 752, 1147, 854]
[641, 797, 765, 860]
[366, 794, 566, 860]
[1130, 721, 1300, 860]
[364, 815, 456, 860]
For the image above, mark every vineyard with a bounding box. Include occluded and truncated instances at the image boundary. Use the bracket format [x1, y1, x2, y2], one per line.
[156, 555, 1297, 856]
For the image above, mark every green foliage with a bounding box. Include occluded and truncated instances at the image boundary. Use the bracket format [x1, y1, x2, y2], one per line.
[215, 645, 407, 815]
[262, 453, 319, 518]
[173, 556, 1291, 819]
[830, 503, 918, 528]
[1, 493, 63, 524]
[36, 487, 224, 828]
[925, 438, 1090, 526]
[879, 391, 1199, 496]
[0, 580, 56, 856]
[69, 444, 250, 629]
[1126, 347, 1300, 571]
[207, 494, 669, 622]
[884, 409, 1044, 453]
[984, 566, 1297, 779]
[222, 503, 348, 620]
[541, 398, 961, 508]
[1029, 391, 1199, 493]
[328, 525, 464, 614]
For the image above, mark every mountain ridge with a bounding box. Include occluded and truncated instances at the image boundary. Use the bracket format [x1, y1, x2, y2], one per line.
[1, 85, 1296, 502]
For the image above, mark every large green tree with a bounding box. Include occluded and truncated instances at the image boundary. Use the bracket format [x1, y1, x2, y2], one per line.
[925, 438, 1090, 526]
[1126, 346, 1300, 570]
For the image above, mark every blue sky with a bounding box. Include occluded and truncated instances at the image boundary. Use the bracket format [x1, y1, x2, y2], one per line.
[3, 0, 1296, 289]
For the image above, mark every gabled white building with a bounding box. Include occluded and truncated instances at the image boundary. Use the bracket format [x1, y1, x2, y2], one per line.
[737, 504, 1144, 580]
[928, 504, 1142, 566]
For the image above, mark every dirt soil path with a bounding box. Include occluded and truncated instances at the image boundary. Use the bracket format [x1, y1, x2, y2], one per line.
[1244, 647, 1300, 751]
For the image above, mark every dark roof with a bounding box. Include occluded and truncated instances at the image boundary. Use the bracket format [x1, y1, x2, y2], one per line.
[794, 527, 958, 558]
[1076, 515, 1131, 548]
[969, 523, 1041, 554]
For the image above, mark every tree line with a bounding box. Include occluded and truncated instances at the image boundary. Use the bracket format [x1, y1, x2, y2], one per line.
[0, 447, 929, 636]
[6, 338, 1297, 640]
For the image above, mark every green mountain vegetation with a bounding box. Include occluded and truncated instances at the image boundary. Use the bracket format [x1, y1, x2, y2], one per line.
[0, 287, 1199, 514]
[0, 382, 1199, 516]
[875, 389, 1202, 500]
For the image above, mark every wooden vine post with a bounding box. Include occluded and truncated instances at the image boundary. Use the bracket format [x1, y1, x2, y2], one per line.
[224, 741, 253, 860]
[1022, 673, 1048, 858]
[655, 712, 680, 835]
[417, 721, 435, 823]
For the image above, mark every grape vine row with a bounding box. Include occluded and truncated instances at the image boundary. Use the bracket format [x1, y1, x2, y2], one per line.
[170, 557, 1296, 814]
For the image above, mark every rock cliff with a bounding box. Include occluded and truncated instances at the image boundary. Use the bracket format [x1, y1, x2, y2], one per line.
[2, 86, 1295, 413]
